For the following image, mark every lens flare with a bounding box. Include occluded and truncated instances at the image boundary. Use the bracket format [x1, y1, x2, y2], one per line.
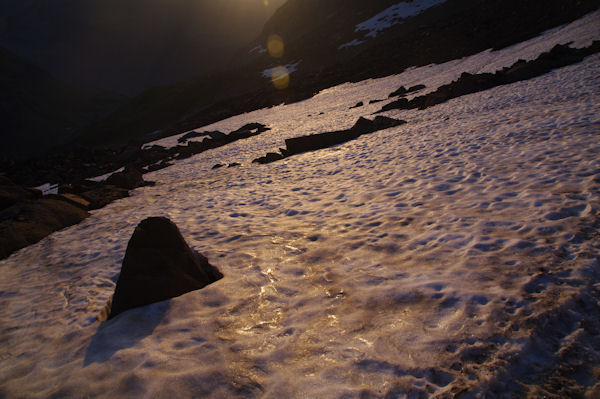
[270, 66, 290, 90]
[267, 34, 284, 58]
[263, 0, 269, 6]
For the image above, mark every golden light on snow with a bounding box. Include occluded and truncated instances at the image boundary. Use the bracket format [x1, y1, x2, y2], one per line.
[267, 34, 284, 58]
[270, 65, 290, 89]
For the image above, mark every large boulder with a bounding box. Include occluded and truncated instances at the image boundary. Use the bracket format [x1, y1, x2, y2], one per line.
[108, 217, 223, 319]
[0, 182, 42, 211]
[0, 199, 90, 260]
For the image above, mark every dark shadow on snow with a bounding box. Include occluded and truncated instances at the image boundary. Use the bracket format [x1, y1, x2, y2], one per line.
[83, 300, 170, 366]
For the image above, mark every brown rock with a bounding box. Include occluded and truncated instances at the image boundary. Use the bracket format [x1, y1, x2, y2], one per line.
[0, 182, 42, 211]
[0, 199, 89, 260]
[55, 193, 91, 210]
[108, 217, 223, 319]
[106, 167, 153, 190]
[80, 185, 130, 210]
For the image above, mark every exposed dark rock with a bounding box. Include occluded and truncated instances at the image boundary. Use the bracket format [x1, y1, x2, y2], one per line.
[207, 131, 227, 141]
[350, 115, 406, 135]
[0, 199, 90, 260]
[177, 130, 213, 144]
[408, 84, 426, 93]
[80, 185, 130, 210]
[380, 42, 600, 113]
[116, 145, 142, 163]
[47, 193, 91, 210]
[389, 86, 407, 97]
[350, 101, 364, 109]
[247, 115, 405, 165]
[369, 99, 384, 104]
[233, 123, 271, 134]
[389, 84, 426, 98]
[0, 181, 42, 211]
[108, 217, 223, 319]
[227, 163, 241, 168]
[212, 164, 224, 169]
[229, 123, 271, 141]
[276, 116, 406, 158]
[58, 179, 100, 195]
[106, 167, 154, 190]
[0, 120, 271, 255]
[145, 161, 173, 173]
[252, 152, 285, 164]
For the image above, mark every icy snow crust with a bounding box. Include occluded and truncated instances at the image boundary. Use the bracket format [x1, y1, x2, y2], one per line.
[1, 11, 599, 398]
[355, 0, 448, 38]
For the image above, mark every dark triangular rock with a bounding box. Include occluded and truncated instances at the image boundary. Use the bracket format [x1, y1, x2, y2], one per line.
[108, 217, 223, 319]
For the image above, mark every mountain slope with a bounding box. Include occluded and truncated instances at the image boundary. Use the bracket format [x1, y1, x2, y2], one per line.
[249, 0, 600, 81]
[0, 47, 127, 157]
[0, 12, 599, 397]
[77, 0, 600, 148]
[0, 0, 286, 95]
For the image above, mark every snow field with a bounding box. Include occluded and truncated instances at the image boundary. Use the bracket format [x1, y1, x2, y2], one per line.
[1, 10, 599, 398]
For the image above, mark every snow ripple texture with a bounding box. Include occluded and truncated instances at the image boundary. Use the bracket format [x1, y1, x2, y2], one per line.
[1, 11, 599, 399]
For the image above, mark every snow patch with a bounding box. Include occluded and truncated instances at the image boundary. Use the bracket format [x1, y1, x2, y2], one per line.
[34, 183, 59, 195]
[355, 0, 448, 38]
[87, 167, 125, 183]
[249, 45, 266, 55]
[261, 61, 301, 79]
[338, 39, 366, 50]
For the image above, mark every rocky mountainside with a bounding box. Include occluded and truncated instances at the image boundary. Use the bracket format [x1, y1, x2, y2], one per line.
[76, 0, 600, 148]
[0, 0, 286, 95]
[0, 47, 127, 158]
[248, 0, 600, 85]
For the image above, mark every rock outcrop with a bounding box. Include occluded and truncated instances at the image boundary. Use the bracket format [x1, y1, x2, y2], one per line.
[0, 177, 42, 211]
[105, 167, 154, 190]
[379, 42, 600, 113]
[388, 84, 426, 98]
[251, 116, 406, 164]
[284, 116, 405, 156]
[0, 199, 90, 260]
[108, 217, 223, 319]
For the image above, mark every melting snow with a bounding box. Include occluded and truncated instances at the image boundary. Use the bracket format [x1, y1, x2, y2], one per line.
[1, 10, 600, 399]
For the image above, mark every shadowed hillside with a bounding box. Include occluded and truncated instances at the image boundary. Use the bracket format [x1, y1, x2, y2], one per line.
[0, 47, 127, 157]
[76, 0, 600, 147]
[0, 0, 286, 95]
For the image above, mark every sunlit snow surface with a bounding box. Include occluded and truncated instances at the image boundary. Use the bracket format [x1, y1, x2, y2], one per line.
[1, 12, 600, 398]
